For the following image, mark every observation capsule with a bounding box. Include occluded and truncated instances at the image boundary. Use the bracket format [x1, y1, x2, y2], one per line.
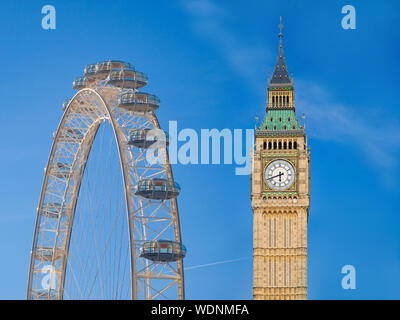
[140, 240, 187, 262]
[108, 70, 148, 89]
[83, 63, 97, 77]
[135, 178, 180, 200]
[40, 203, 69, 219]
[51, 162, 72, 179]
[84, 60, 134, 80]
[62, 99, 70, 111]
[72, 76, 95, 90]
[31, 291, 58, 300]
[58, 128, 84, 142]
[127, 129, 169, 149]
[118, 92, 160, 112]
[34, 247, 64, 262]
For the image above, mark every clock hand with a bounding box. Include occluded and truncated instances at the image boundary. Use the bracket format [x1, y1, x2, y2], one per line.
[266, 172, 284, 181]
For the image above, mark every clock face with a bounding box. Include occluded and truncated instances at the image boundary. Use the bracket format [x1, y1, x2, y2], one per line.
[265, 159, 295, 191]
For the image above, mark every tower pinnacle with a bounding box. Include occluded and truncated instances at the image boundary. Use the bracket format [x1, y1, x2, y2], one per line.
[269, 17, 292, 86]
[278, 16, 283, 43]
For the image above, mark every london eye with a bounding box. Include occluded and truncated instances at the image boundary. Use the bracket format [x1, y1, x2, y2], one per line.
[27, 60, 186, 300]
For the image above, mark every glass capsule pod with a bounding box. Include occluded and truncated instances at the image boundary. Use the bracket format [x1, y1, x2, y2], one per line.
[58, 128, 84, 142]
[83, 63, 97, 77]
[118, 92, 160, 112]
[40, 203, 69, 219]
[127, 128, 169, 149]
[140, 240, 187, 262]
[72, 76, 96, 90]
[62, 99, 70, 111]
[84, 60, 134, 80]
[34, 247, 64, 262]
[51, 162, 72, 179]
[108, 70, 148, 89]
[31, 291, 58, 300]
[135, 178, 180, 200]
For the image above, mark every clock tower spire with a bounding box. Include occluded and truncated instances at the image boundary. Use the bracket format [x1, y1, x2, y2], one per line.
[251, 18, 310, 300]
[269, 16, 293, 88]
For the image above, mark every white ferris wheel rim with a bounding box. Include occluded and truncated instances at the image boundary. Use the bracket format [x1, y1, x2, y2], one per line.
[27, 86, 185, 300]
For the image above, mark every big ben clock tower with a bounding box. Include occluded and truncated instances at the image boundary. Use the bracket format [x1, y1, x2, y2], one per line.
[251, 18, 310, 300]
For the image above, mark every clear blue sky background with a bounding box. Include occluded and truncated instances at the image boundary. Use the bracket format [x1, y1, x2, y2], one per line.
[0, 0, 399, 299]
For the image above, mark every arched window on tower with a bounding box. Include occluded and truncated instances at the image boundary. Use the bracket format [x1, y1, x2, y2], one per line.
[268, 141, 272, 149]
[284, 141, 287, 149]
[279, 96, 282, 106]
[263, 142, 267, 150]
[294, 141, 297, 149]
[272, 96, 275, 106]
[289, 141, 292, 149]
[278, 141, 282, 149]
[273, 141, 277, 149]
[287, 96, 289, 104]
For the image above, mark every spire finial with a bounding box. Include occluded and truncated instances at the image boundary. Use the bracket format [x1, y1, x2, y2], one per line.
[278, 16, 283, 40]
[269, 16, 292, 87]
[278, 16, 284, 54]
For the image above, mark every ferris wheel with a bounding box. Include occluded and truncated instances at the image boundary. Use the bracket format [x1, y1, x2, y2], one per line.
[27, 60, 186, 300]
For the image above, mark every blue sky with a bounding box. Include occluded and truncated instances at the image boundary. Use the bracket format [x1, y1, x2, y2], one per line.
[0, 0, 399, 299]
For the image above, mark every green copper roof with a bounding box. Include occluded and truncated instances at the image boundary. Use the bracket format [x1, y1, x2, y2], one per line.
[260, 109, 301, 131]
